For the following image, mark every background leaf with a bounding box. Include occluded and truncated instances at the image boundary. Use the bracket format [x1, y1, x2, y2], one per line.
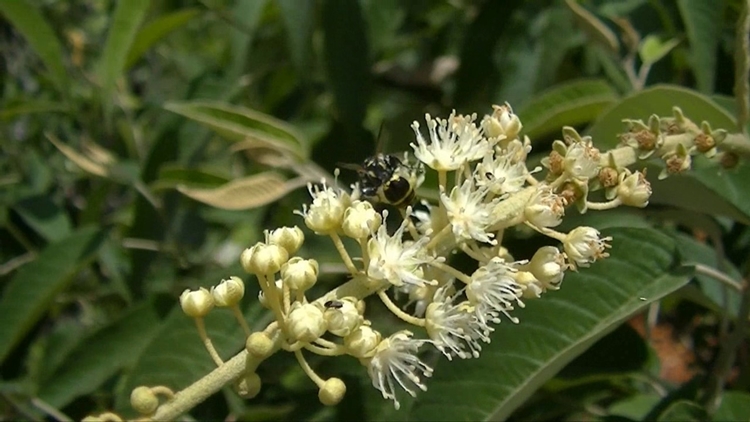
[0, 0, 69, 96]
[0, 227, 108, 363]
[677, 0, 725, 93]
[125, 8, 200, 69]
[177, 172, 295, 210]
[406, 227, 689, 421]
[277, 0, 315, 72]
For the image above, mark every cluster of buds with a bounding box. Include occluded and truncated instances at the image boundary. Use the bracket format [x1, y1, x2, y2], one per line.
[110, 103, 734, 421]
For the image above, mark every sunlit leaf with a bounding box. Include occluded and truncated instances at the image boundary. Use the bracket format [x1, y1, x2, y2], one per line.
[46, 133, 110, 177]
[406, 228, 689, 421]
[0, 0, 70, 96]
[565, 0, 619, 54]
[518, 79, 618, 140]
[164, 101, 307, 159]
[639, 35, 681, 66]
[125, 8, 200, 69]
[0, 227, 108, 363]
[177, 172, 297, 210]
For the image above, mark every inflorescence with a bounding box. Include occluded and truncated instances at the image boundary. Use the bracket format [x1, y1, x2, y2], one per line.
[86, 104, 731, 421]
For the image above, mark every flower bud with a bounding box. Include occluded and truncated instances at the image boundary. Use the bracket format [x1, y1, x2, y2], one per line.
[211, 276, 245, 307]
[524, 187, 565, 228]
[246, 332, 274, 358]
[258, 278, 282, 309]
[344, 325, 381, 358]
[268, 226, 305, 255]
[482, 103, 522, 141]
[244, 243, 289, 275]
[180, 287, 214, 318]
[513, 270, 544, 299]
[131, 386, 159, 415]
[287, 303, 327, 343]
[299, 182, 348, 234]
[527, 246, 565, 289]
[319, 377, 347, 406]
[236, 372, 262, 399]
[564, 226, 612, 269]
[616, 170, 651, 208]
[342, 200, 382, 239]
[324, 297, 363, 337]
[281, 257, 319, 291]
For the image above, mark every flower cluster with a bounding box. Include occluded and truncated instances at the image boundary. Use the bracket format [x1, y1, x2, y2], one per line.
[105, 104, 731, 421]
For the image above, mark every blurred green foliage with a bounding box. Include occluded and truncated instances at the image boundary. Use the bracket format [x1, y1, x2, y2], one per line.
[1, 0, 750, 420]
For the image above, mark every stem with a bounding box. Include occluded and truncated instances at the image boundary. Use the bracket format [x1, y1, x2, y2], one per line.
[230, 305, 252, 337]
[258, 274, 287, 331]
[424, 224, 453, 251]
[377, 289, 426, 327]
[30, 397, 72, 422]
[399, 207, 421, 240]
[734, 0, 750, 132]
[305, 342, 347, 356]
[194, 317, 223, 367]
[460, 243, 490, 263]
[438, 170, 448, 192]
[533, 224, 567, 242]
[329, 232, 359, 275]
[694, 264, 743, 292]
[586, 198, 622, 211]
[294, 349, 325, 388]
[428, 261, 472, 284]
[282, 282, 291, 315]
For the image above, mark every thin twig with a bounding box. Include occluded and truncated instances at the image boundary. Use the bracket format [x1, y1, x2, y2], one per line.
[694, 264, 744, 292]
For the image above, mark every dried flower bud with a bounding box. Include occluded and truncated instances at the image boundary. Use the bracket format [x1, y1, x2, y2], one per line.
[211, 276, 245, 307]
[344, 325, 381, 358]
[319, 377, 347, 406]
[281, 257, 319, 291]
[180, 287, 214, 318]
[268, 226, 305, 255]
[324, 297, 363, 337]
[342, 200, 382, 239]
[616, 170, 651, 208]
[287, 303, 327, 343]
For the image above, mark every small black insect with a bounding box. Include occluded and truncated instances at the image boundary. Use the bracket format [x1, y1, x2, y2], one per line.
[324, 300, 344, 309]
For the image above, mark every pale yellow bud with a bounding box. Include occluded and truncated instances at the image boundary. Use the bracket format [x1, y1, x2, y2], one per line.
[246, 332, 274, 358]
[324, 297, 363, 337]
[130, 386, 159, 415]
[246, 243, 289, 275]
[341, 200, 382, 239]
[287, 303, 327, 343]
[179, 287, 214, 318]
[319, 377, 347, 406]
[268, 226, 305, 255]
[211, 276, 245, 307]
[237, 372, 262, 399]
[344, 325, 381, 358]
[513, 270, 544, 299]
[527, 246, 565, 289]
[616, 170, 651, 208]
[281, 257, 319, 291]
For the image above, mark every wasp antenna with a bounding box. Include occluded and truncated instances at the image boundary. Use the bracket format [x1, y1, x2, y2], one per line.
[337, 162, 364, 172]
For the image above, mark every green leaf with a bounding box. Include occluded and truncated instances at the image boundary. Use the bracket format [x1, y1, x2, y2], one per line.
[608, 393, 662, 420]
[677, 0, 725, 93]
[97, 0, 150, 116]
[0, 0, 69, 96]
[657, 400, 707, 421]
[177, 172, 297, 210]
[125, 8, 200, 70]
[518, 79, 618, 140]
[713, 391, 750, 421]
[0, 100, 67, 120]
[153, 166, 230, 191]
[113, 286, 265, 418]
[164, 101, 307, 159]
[639, 35, 681, 66]
[37, 301, 161, 408]
[321, 0, 370, 127]
[278, 0, 315, 72]
[407, 228, 689, 421]
[587, 85, 750, 224]
[0, 227, 108, 363]
[12, 195, 72, 242]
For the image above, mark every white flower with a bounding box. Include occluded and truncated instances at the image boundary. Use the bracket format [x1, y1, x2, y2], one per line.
[466, 257, 524, 323]
[616, 169, 651, 208]
[410, 111, 490, 171]
[524, 186, 566, 228]
[365, 331, 433, 410]
[474, 153, 527, 195]
[425, 286, 485, 360]
[481, 103, 522, 141]
[440, 179, 499, 245]
[563, 226, 612, 269]
[525, 246, 566, 290]
[564, 140, 601, 180]
[296, 180, 349, 234]
[367, 210, 438, 288]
